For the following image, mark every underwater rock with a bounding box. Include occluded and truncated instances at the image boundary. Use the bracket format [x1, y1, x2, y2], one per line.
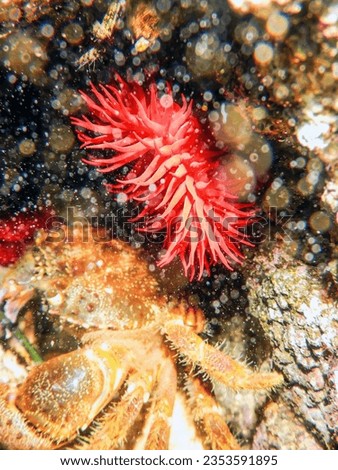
[244, 241, 338, 448]
[252, 401, 322, 450]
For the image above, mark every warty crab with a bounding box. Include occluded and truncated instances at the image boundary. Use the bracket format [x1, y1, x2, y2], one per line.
[0, 226, 282, 450]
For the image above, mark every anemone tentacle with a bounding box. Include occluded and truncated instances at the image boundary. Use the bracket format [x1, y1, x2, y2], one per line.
[71, 76, 255, 279]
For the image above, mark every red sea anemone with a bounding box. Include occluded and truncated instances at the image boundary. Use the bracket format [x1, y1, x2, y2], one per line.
[71, 75, 255, 280]
[0, 210, 50, 266]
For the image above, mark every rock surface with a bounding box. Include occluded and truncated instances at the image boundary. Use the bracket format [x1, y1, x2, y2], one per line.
[253, 401, 322, 450]
[244, 242, 338, 448]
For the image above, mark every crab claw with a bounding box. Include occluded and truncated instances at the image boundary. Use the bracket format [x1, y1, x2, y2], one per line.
[13, 342, 131, 445]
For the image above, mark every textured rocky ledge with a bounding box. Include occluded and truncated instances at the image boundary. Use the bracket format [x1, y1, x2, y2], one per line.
[243, 241, 337, 449]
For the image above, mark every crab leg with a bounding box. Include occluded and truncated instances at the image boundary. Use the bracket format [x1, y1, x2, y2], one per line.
[185, 377, 240, 450]
[74, 370, 155, 450]
[163, 320, 283, 390]
[144, 355, 177, 450]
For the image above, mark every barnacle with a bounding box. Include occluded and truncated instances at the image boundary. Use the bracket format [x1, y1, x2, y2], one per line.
[77, 0, 160, 68]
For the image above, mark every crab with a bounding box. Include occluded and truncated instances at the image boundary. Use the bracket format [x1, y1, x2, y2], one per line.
[0, 226, 282, 450]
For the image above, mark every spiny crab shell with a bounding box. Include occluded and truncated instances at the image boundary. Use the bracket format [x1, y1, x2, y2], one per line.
[0, 226, 282, 450]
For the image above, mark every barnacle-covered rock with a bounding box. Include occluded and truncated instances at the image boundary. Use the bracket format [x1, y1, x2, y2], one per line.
[244, 241, 338, 448]
[252, 401, 322, 450]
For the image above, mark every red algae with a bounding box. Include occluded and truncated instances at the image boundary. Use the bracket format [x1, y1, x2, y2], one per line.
[71, 75, 255, 280]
